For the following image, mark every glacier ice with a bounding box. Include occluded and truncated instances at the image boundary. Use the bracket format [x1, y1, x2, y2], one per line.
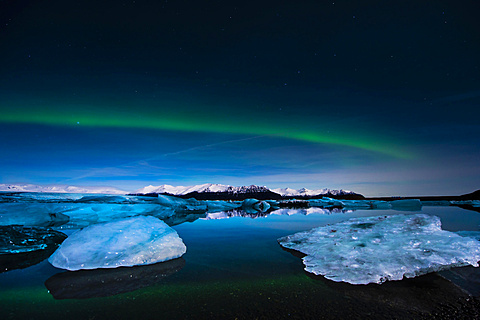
[49, 216, 186, 270]
[278, 214, 480, 285]
[157, 194, 207, 212]
[390, 199, 422, 211]
[0, 203, 70, 227]
[204, 200, 241, 213]
[242, 198, 271, 213]
[451, 200, 480, 207]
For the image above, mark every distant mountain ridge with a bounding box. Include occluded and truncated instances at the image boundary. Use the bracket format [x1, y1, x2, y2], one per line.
[133, 183, 361, 200]
[0, 182, 356, 198]
[272, 187, 354, 197]
[0, 184, 126, 194]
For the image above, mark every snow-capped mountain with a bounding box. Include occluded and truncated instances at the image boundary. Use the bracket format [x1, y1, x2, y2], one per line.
[0, 184, 126, 194]
[272, 187, 355, 197]
[135, 183, 354, 197]
[135, 183, 270, 195]
[135, 183, 231, 195]
[1, 183, 358, 198]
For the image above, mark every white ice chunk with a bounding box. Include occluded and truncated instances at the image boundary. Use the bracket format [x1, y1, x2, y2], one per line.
[278, 214, 480, 285]
[48, 216, 186, 270]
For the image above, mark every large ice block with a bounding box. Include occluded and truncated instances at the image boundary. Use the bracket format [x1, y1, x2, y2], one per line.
[278, 214, 480, 285]
[49, 216, 186, 270]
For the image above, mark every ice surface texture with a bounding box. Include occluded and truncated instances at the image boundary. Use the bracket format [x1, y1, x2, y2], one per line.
[0, 203, 70, 227]
[278, 214, 480, 285]
[49, 216, 186, 270]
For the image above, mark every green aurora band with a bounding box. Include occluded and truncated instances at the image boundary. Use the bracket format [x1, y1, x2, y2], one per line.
[0, 104, 413, 159]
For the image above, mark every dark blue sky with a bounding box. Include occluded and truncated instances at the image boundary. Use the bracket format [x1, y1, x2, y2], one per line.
[1, 0, 479, 196]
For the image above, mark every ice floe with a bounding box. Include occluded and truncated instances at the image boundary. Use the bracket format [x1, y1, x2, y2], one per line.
[451, 200, 480, 207]
[278, 214, 480, 285]
[49, 216, 186, 270]
[390, 199, 422, 211]
[242, 198, 272, 213]
[0, 203, 70, 227]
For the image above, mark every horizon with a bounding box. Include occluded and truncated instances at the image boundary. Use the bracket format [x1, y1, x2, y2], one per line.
[1, 181, 477, 198]
[1, 1, 479, 197]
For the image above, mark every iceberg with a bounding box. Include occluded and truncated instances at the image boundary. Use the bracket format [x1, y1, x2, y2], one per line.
[278, 214, 480, 285]
[49, 216, 186, 270]
[451, 200, 480, 207]
[204, 200, 241, 213]
[242, 199, 271, 213]
[0, 203, 70, 227]
[369, 200, 392, 209]
[157, 194, 207, 212]
[308, 197, 344, 208]
[390, 199, 422, 211]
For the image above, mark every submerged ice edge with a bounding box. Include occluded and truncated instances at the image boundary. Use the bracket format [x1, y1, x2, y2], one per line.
[278, 214, 480, 285]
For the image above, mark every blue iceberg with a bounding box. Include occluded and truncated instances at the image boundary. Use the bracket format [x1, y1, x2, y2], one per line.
[49, 216, 186, 271]
[278, 214, 480, 285]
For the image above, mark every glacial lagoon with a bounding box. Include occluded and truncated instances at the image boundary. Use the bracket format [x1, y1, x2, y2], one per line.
[1, 193, 480, 319]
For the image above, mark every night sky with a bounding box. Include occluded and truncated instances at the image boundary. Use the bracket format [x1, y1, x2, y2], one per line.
[1, 0, 479, 196]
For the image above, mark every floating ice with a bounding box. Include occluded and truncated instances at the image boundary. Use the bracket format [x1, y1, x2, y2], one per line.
[452, 200, 480, 207]
[270, 207, 346, 216]
[49, 216, 186, 270]
[308, 198, 378, 209]
[421, 200, 452, 206]
[242, 199, 271, 213]
[75, 195, 133, 204]
[308, 197, 344, 207]
[369, 200, 392, 209]
[204, 200, 241, 213]
[390, 199, 422, 211]
[278, 214, 480, 285]
[157, 194, 207, 212]
[0, 203, 70, 227]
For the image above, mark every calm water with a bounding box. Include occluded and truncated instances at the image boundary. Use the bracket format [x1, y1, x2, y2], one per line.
[1, 205, 480, 319]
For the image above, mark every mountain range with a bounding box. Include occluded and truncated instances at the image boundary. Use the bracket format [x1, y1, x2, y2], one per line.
[0, 183, 358, 199]
[133, 183, 360, 200]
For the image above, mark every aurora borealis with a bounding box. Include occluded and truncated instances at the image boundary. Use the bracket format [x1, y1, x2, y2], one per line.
[1, 0, 479, 196]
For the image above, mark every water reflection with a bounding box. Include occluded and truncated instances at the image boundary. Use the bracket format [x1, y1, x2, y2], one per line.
[45, 258, 185, 299]
[0, 226, 67, 273]
[306, 271, 479, 317]
[280, 245, 480, 316]
[203, 207, 352, 220]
